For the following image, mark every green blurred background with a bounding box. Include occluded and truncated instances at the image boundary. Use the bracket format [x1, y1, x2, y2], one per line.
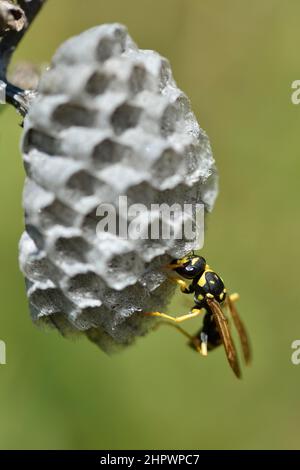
[0, 0, 299, 450]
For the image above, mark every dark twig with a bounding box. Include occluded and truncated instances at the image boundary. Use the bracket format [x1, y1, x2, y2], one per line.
[0, 0, 46, 116]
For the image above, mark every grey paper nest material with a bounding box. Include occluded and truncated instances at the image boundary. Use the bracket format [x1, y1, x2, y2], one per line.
[19, 23, 218, 351]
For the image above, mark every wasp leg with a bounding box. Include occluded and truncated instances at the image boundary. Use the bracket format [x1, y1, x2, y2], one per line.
[229, 293, 240, 303]
[200, 332, 208, 356]
[155, 321, 205, 355]
[144, 307, 203, 324]
[168, 277, 194, 294]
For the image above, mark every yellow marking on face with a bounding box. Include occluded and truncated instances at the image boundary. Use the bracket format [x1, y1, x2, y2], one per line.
[198, 294, 204, 300]
[223, 288, 227, 293]
[220, 292, 224, 300]
[191, 257, 199, 265]
[206, 293, 214, 299]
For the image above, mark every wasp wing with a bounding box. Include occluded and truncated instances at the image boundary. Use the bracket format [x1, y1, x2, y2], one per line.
[207, 298, 241, 379]
[227, 295, 251, 365]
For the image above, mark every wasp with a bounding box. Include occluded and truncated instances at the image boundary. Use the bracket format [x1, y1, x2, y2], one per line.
[145, 253, 251, 378]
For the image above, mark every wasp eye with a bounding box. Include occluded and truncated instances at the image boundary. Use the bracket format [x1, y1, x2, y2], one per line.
[185, 265, 196, 274]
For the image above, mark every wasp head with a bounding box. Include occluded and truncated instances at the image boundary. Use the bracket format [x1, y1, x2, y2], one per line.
[169, 254, 207, 279]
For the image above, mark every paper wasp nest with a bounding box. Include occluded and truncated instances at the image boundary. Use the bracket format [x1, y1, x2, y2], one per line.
[19, 24, 218, 351]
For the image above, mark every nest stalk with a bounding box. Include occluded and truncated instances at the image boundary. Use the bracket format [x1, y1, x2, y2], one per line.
[0, 0, 46, 116]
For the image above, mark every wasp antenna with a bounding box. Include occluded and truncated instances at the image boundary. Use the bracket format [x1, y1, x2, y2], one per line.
[165, 263, 180, 269]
